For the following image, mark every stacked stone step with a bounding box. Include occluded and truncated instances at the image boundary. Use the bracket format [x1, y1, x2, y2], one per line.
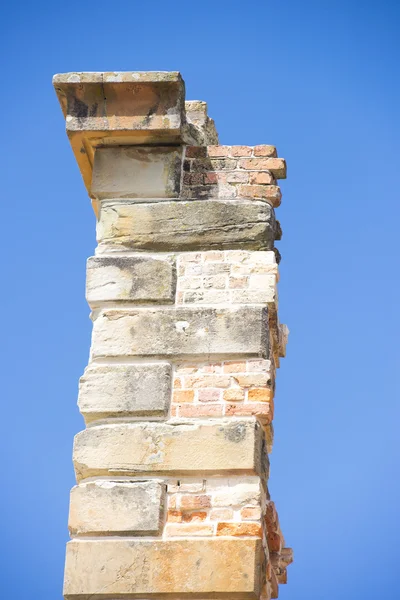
[54, 71, 293, 600]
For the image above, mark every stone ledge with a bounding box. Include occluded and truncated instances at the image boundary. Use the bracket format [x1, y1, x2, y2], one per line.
[78, 363, 172, 423]
[53, 71, 186, 196]
[69, 480, 165, 536]
[90, 306, 269, 360]
[64, 538, 262, 599]
[96, 199, 276, 252]
[86, 255, 176, 307]
[73, 419, 264, 481]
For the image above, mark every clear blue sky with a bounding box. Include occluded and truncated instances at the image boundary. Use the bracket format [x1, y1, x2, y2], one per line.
[0, 1, 398, 598]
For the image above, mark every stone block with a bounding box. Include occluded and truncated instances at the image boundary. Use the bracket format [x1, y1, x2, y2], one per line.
[73, 419, 263, 480]
[64, 538, 261, 598]
[91, 147, 183, 199]
[69, 480, 164, 536]
[97, 199, 276, 251]
[90, 306, 269, 359]
[86, 255, 176, 307]
[78, 363, 171, 423]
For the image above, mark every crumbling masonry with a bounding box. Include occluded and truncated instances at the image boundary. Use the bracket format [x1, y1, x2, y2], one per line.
[54, 71, 293, 600]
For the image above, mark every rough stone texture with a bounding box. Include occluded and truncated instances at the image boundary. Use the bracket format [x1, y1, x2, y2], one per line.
[86, 255, 176, 307]
[73, 419, 263, 480]
[185, 100, 219, 145]
[78, 363, 171, 423]
[91, 146, 183, 199]
[96, 199, 276, 252]
[69, 480, 164, 536]
[64, 538, 261, 599]
[90, 306, 269, 359]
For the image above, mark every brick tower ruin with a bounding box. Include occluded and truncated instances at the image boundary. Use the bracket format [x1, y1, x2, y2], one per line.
[54, 71, 293, 600]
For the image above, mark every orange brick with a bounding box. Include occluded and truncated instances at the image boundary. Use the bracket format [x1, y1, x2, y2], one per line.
[173, 377, 182, 389]
[223, 361, 246, 373]
[249, 171, 275, 185]
[238, 184, 282, 207]
[178, 404, 223, 417]
[229, 145, 253, 157]
[167, 510, 183, 522]
[240, 506, 262, 520]
[216, 522, 262, 537]
[253, 145, 277, 157]
[172, 390, 194, 403]
[223, 388, 245, 402]
[225, 402, 273, 422]
[248, 388, 273, 402]
[182, 511, 207, 522]
[238, 158, 286, 179]
[170, 406, 178, 417]
[210, 508, 234, 520]
[180, 495, 211, 510]
[165, 523, 214, 537]
[207, 145, 230, 157]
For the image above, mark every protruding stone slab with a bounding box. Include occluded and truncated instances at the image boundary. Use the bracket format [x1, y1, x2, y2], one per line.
[53, 71, 185, 195]
[78, 363, 171, 423]
[86, 255, 176, 307]
[73, 419, 263, 480]
[97, 199, 276, 252]
[64, 538, 261, 599]
[91, 147, 183, 200]
[90, 307, 269, 359]
[69, 480, 164, 536]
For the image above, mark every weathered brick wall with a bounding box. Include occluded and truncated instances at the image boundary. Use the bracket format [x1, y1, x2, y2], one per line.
[54, 71, 292, 600]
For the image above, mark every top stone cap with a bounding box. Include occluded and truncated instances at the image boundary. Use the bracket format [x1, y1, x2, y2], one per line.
[53, 71, 186, 193]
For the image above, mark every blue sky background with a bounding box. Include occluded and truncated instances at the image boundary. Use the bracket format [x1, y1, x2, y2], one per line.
[0, 1, 399, 598]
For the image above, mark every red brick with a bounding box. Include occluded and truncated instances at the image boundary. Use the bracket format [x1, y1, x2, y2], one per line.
[204, 172, 218, 184]
[197, 388, 222, 402]
[178, 404, 223, 417]
[180, 495, 211, 510]
[207, 145, 230, 157]
[240, 506, 262, 520]
[229, 145, 252, 157]
[253, 145, 277, 157]
[249, 171, 275, 185]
